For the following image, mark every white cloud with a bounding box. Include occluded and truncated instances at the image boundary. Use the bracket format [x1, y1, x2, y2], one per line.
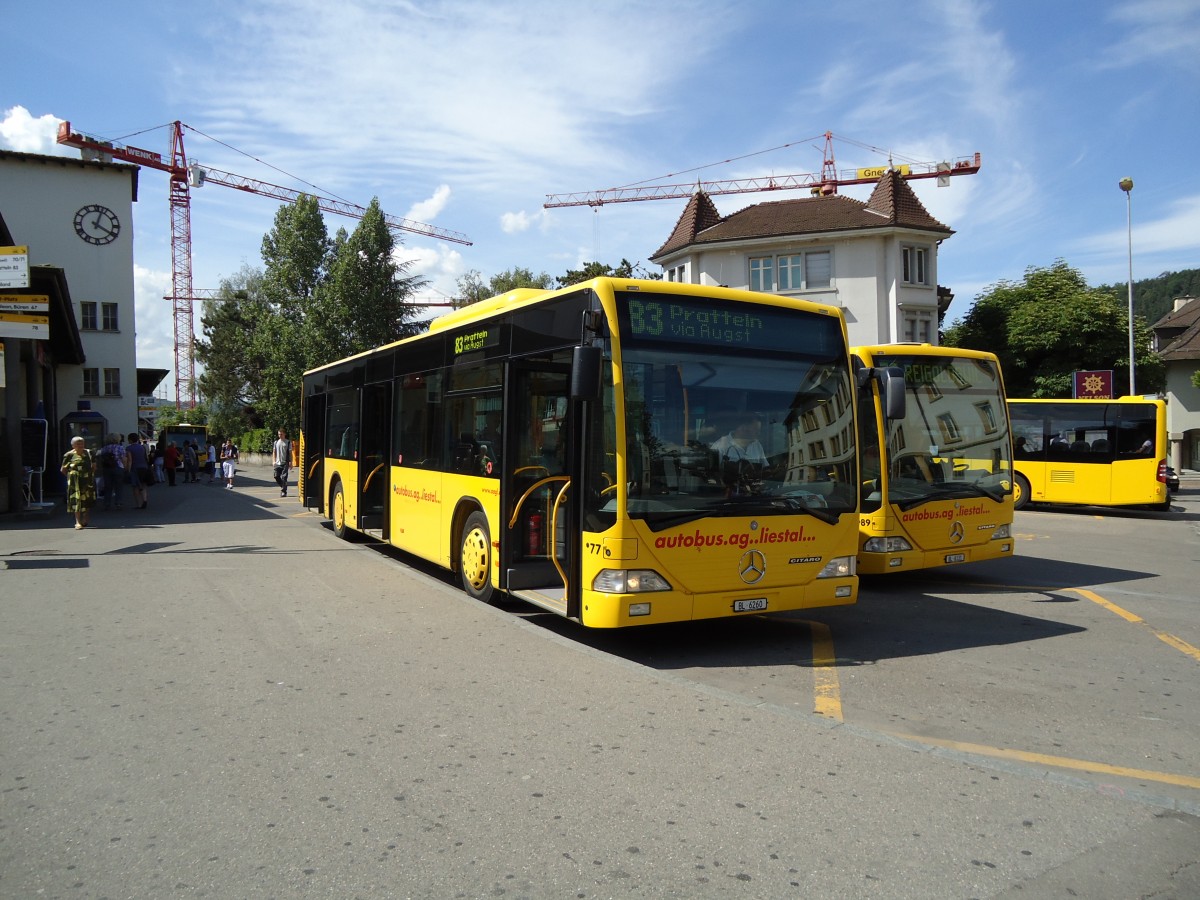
[499, 208, 549, 234]
[1070, 192, 1200, 259]
[405, 185, 451, 225]
[0, 106, 68, 154]
[404, 243, 466, 308]
[1102, 0, 1200, 71]
[133, 264, 177, 397]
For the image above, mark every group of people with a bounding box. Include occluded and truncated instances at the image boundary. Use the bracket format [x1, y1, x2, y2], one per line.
[59, 430, 292, 530]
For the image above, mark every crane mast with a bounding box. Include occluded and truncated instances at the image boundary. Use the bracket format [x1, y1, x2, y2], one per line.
[57, 120, 470, 408]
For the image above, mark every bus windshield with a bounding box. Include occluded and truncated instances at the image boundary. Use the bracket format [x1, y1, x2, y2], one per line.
[868, 352, 1011, 511]
[617, 299, 856, 530]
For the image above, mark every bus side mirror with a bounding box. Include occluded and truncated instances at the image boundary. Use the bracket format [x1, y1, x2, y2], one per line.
[571, 345, 602, 401]
[881, 367, 906, 420]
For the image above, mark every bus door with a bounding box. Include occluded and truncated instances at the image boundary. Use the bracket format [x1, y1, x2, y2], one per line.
[359, 382, 392, 539]
[503, 359, 580, 617]
[302, 392, 326, 510]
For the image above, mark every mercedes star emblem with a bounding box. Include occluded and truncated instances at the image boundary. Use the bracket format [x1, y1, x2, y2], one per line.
[738, 549, 767, 584]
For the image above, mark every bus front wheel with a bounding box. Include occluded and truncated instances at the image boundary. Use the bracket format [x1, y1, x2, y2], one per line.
[1013, 473, 1031, 511]
[331, 482, 349, 539]
[459, 511, 495, 604]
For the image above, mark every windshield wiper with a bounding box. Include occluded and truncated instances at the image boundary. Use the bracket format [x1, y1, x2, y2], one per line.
[639, 495, 841, 531]
[894, 481, 1006, 511]
[717, 495, 842, 525]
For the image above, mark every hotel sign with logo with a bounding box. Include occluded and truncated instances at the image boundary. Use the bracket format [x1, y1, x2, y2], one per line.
[1073, 369, 1113, 399]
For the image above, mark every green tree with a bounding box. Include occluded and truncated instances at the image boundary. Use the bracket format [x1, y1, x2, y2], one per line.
[453, 266, 554, 308]
[194, 266, 270, 439]
[557, 258, 661, 287]
[943, 260, 1163, 397]
[454, 269, 490, 308]
[1096, 267, 1200, 328]
[254, 195, 333, 437]
[316, 198, 427, 352]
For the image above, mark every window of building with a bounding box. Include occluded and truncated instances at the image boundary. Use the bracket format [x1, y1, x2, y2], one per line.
[936, 412, 961, 444]
[104, 368, 121, 396]
[749, 256, 774, 292]
[903, 310, 934, 343]
[82, 368, 100, 396]
[902, 245, 930, 285]
[102, 302, 119, 331]
[974, 401, 998, 434]
[80, 301, 98, 331]
[760, 249, 833, 293]
[666, 264, 686, 282]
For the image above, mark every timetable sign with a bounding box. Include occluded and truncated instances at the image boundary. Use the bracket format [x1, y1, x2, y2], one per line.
[0, 245, 30, 289]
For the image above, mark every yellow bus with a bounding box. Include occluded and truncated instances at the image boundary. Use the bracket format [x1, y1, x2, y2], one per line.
[156, 422, 208, 449]
[300, 278, 904, 628]
[852, 344, 1014, 573]
[1008, 397, 1170, 511]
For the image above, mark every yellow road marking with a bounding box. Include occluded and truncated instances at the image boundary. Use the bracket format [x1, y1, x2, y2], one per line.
[808, 620, 843, 722]
[1068, 588, 1200, 661]
[897, 734, 1200, 790]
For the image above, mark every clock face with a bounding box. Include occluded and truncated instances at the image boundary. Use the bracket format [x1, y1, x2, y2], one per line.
[74, 204, 121, 245]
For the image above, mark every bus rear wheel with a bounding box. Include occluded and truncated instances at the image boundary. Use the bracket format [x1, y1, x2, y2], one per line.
[331, 482, 349, 539]
[1013, 473, 1031, 511]
[460, 511, 495, 604]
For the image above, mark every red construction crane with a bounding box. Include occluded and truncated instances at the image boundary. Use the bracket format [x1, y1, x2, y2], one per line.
[543, 131, 980, 208]
[57, 120, 471, 408]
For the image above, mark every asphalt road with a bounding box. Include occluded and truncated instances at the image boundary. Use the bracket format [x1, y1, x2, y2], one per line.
[1, 464, 1197, 898]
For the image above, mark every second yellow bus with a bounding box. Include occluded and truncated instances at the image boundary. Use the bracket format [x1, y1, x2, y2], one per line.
[853, 344, 1014, 573]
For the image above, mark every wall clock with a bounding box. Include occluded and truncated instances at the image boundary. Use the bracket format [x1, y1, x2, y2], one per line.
[74, 204, 121, 245]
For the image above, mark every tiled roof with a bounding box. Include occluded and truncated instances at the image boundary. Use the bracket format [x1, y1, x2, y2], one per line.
[653, 190, 723, 258]
[651, 171, 952, 260]
[1153, 297, 1200, 361]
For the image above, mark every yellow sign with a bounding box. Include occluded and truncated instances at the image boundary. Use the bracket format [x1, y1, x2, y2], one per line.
[0, 312, 50, 339]
[856, 165, 912, 180]
[0, 293, 49, 312]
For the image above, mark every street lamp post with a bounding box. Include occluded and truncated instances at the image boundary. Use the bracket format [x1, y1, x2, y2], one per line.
[1119, 177, 1136, 396]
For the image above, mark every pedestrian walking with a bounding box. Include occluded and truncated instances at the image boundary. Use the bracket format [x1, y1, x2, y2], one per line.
[97, 433, 124, 510]
[60, 436, 97, 529]
[183, 441, 199, 483]
[164, 441, 180, 487]
[205, 441, 217, 484]
[272, 429, 292, 497]
[152, 444, 166, 484]
[125, 432, 151, 510]
[221, 439, 239, 489]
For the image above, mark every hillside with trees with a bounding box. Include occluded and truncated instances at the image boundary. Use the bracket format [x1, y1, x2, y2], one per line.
[1097, 267, 1200, 326]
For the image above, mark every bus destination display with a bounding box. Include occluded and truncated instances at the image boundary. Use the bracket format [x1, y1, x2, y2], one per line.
[618, 293, 836, 354]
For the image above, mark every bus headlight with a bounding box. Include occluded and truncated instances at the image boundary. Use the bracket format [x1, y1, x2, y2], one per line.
[592, 569, 672, 593]
[816, 556, 855, 579]
[862, 536, 913, 553]
[991, 524, 1011, 540]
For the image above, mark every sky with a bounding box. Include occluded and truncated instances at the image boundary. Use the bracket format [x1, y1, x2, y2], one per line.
[3, 0, 1199, 400]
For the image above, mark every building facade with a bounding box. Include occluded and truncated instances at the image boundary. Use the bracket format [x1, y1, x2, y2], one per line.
[0, 149, 140, 438]
[650, 171, 954, 346]
[1151, 296, 1200, 471]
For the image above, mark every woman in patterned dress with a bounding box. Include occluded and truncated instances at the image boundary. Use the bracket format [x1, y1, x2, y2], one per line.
[60, 436, 97, 529]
